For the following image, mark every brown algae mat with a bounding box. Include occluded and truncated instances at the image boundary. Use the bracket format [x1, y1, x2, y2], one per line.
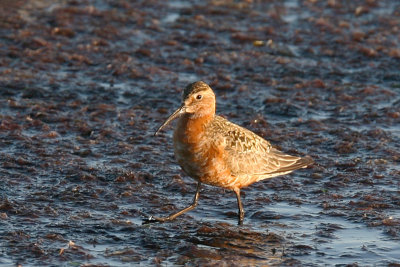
[0, 0, 399, 266]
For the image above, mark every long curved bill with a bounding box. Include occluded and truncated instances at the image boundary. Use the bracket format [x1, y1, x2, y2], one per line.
[154, 105, 185, 136]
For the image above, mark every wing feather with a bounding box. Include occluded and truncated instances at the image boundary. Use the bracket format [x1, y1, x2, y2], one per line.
[209, 116, 312, 178]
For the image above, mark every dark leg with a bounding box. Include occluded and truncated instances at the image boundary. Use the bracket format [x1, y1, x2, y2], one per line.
[234, 188, 244, 225]
[143, 182, 201, 224]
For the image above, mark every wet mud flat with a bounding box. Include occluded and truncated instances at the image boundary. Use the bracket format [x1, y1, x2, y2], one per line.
[0, 0, 399, 266]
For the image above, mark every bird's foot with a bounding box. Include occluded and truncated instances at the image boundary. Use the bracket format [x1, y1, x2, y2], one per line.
[142, 216, 165, 225]
[237, 212, 245, 225]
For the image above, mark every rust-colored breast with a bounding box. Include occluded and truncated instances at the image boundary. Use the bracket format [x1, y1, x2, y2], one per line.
[173, 114, 233, 188]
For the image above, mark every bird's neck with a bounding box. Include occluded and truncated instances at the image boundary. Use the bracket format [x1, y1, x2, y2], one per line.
[175, 113, 214, 143]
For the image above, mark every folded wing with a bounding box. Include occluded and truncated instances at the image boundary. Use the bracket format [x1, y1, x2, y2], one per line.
[211, 116, 313, 179]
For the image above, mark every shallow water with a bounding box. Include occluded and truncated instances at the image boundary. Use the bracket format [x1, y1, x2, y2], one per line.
[1, 0, 400, 266]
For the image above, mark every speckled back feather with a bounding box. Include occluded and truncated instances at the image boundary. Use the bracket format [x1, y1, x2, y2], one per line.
[206, 115, 313, 182]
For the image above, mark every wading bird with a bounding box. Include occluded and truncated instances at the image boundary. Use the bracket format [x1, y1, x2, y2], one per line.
[147, 81, 313, 225]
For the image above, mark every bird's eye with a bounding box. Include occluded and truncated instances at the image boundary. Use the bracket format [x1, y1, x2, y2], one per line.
[196, 94, 202, 100]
